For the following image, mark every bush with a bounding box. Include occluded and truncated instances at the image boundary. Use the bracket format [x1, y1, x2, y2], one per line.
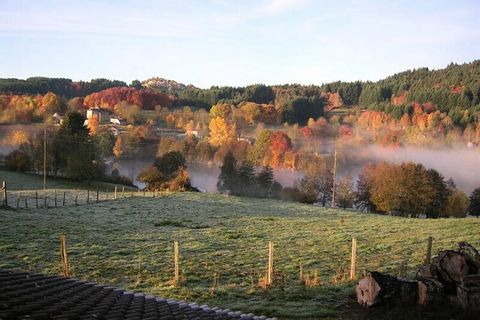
[5, 150, 31, 172]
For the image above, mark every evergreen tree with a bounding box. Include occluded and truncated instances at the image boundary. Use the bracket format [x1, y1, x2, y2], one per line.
[237, 161, 255, 196]
[468, 187, 480, 217]
[256, 165, 274, 197]
[52, 111, 101, 181]
[425, 169, 451, 218]
[217, 151, 238, 194]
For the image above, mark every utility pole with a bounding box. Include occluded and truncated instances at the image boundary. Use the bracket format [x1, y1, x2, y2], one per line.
[43, 124, 47, 191]
[331, 148, 337, 208]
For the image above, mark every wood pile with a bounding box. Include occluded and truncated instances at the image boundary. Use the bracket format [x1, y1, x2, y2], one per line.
[356, 241, 480, 313]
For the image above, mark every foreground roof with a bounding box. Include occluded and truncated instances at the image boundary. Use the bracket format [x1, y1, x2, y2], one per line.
[0, 270, 273, 320]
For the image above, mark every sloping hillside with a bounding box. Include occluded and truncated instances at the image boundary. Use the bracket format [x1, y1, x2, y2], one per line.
[1, 191, 478, 319]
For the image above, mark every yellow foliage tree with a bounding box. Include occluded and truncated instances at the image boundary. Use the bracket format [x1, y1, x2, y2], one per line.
[209, 117, 237, 147]
[209, 103, 232, 119]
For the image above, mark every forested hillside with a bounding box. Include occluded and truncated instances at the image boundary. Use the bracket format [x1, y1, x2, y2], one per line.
[1, 60, 479, 115]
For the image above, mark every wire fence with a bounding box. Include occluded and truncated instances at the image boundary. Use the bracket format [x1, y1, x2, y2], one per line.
[0, 181, 161, 209]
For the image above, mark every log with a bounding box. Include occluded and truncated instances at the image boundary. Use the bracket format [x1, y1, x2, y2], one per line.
[458, 241, 480, 272]
[433, 250, 470, 292]
[457, 274, 480, 312]
[356, 272, 418, 307]
[417, 279, 444, 305]
[416, 264, 437, 280]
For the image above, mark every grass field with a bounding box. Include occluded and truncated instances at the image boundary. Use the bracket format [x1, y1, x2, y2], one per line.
[0, 169, 138, 208]
[1, 187, 479, 319]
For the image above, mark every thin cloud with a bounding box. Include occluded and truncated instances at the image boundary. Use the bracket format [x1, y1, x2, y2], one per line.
[260, 0, 310, 15]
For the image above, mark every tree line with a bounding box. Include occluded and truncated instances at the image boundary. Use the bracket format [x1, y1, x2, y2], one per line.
[216, 152, 480, 218]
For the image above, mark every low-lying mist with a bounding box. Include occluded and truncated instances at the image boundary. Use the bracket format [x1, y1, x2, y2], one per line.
[108, 160, 302, 192]
[112, 146, 479, 195]
[341, 145, 480, 194]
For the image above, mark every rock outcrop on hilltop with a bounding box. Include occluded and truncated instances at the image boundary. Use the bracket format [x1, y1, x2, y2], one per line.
[142, 77, 196, 93]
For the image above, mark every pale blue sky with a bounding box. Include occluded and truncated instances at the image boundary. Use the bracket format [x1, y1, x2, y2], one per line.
[1, 0, 479, 88]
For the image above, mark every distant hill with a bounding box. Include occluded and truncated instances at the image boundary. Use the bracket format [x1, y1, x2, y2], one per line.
[0, 60, 479, 115]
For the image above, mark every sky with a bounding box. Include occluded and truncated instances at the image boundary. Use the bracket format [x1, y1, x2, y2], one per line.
[1, 0, 479, 88]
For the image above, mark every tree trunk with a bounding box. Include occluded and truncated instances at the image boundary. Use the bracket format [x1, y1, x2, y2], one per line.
[356, 272, 418, 307]
[417, 279, 444, 305]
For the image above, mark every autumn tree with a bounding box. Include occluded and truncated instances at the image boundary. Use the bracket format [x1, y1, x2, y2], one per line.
[336, 175, 355, 209]
[138, 151, 191, 191]
[269, 131, 292, 167]
[359, 162, 439, 217]
[114, 102, 141, 124]
[209, 103, 232, 119]
[208, 117, 237, 147]
[88, 116, 99, 135]
[248, 129, 271, 165]
[113, 136, 123, 158]
[445, 189, 469, 218]
[295, 175, 319, 204]
[154, 151, 186, 178]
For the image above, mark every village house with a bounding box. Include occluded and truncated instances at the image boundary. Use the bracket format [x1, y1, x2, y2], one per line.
[86, 107, 112, 123]
[52, 112, 63, 125]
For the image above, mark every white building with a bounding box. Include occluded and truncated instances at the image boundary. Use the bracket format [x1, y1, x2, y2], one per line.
[86, 107, 112, 123]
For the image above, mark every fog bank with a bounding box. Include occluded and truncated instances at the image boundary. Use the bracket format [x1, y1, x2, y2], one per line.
[343, 145, 480, 194]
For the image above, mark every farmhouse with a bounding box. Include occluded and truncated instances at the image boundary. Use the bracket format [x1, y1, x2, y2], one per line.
[86, 107, 112, 123]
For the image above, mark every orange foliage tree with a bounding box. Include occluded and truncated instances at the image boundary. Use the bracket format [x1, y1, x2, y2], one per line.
[84, 87, 171, 110]
[269, 131, 292, 167]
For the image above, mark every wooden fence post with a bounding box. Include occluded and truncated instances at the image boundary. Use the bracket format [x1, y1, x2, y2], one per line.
[62, 192, 66, 206]
[16, 192, 20, 209]
[44, 191, 47, 208]
[74, 190, 78, 205]
[299, 263, 304, 283]
[425, 236, 433, 265]
[2, 181, 7, 207]
[24, 194, 28, 208]
[35, 191, 38, 208]
[122, 186, 125, 197]
[87, 189, 90, 204]
[114, 186, 117, 200]
[60, 234, 69, 277]
[54, 189, 57, 207]
[350, 237, 357, 280]
[174, 241, 180, 284]
[267, 241, 274, 286]
[96, 188, 99, 202]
